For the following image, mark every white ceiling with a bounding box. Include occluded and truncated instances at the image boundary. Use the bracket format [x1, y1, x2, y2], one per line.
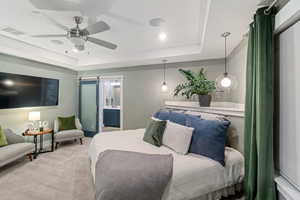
[0, 0, 259, 71]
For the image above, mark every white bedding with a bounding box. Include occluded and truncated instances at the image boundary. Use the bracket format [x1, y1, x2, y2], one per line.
[88, 129, 244, 200]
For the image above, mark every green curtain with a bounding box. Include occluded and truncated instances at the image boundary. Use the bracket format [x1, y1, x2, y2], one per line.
[244, 7, 276, 200]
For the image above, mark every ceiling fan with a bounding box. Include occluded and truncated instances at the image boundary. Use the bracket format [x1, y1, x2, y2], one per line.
[32, 15, 117, 51]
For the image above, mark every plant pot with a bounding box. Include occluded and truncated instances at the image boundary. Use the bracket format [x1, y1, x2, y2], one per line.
[198, 95, 212, 107]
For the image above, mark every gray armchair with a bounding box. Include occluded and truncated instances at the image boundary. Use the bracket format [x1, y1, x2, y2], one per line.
[0, 129, 35, 168]
[53, 118, 84, 149]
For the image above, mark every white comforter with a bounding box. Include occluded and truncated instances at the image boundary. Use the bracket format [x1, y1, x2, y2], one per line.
[88, 129, 244, 200]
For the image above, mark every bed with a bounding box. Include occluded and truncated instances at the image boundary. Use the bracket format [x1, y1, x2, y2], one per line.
[88, 128, 244, 200]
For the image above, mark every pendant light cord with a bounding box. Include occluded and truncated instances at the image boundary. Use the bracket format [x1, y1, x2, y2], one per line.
[222, 32, 230, 75]
[163, 60, 167, 83]
[225, 35, 227, 74]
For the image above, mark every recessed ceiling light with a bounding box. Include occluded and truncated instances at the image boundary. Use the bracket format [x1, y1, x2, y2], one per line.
[159, 32, 167, 41]
[72, 48, 79, 53]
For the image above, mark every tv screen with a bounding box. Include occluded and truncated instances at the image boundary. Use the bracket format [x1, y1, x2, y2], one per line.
[0, 72, 59, 109]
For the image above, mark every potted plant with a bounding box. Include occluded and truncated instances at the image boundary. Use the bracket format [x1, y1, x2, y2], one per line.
[174, 68, 216, 107]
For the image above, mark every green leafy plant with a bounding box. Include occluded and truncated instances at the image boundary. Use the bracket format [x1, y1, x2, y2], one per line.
[174, 68, 216, 99]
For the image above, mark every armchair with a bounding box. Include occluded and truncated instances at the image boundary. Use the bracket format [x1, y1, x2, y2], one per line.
[53, 118, 84, 149]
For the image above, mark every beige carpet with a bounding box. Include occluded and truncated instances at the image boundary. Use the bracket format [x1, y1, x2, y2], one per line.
[0, 138, 95, 200]
[0, 138, 243, 200]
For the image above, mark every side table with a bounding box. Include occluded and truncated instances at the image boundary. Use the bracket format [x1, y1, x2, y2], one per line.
[23, 128, 54, 159]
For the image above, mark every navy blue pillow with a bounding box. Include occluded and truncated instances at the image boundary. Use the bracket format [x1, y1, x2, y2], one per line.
[186, 115, 230, 166]
[153, 110, 170, 120]
[168, 112, 187, 126]
[154, 110, 188, 126]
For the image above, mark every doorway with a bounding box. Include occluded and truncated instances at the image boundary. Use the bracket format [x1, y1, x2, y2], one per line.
[99, 76, 123, 132]
[79, 80, 99, 137]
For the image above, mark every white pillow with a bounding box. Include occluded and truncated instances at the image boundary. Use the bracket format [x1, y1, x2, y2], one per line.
[162, 121, 194, 155]
[185, 111, 225, 121]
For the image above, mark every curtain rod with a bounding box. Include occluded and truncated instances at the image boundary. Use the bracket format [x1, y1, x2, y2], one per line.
[264, 0, 278, 14]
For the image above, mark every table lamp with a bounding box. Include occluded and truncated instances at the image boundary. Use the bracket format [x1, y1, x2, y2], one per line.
[28, 111, 40, 131]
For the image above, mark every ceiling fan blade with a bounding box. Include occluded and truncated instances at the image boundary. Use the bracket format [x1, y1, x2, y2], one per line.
[87, 37, 117, 50]
[41, 14, 69, 31]
[29, 0, 79, 11]
[84, 21, 110, 35]
[32, 34, 66, 38]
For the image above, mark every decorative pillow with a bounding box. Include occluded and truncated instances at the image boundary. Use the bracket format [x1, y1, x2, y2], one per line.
[58, 116, 77, 131]
[168, 112, 187, 126]
[153, 110, 170, 121]
[186, 115, 230, 166]
[0, 126, 8, 147]
[185, 111, 225, 120]
[4, 129, 25, 144]
[154, 110, 188, 125]
[143, 117, 167, 147]
[162, 121, 194, 155]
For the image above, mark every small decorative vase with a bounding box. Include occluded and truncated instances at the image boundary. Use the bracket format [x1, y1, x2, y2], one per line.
[198, 94, 212, 107]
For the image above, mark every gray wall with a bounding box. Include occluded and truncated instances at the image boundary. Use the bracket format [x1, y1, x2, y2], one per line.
[227, 38, 248, 104]
[0, 54, 78, 135]
[79, 59, 235, 130]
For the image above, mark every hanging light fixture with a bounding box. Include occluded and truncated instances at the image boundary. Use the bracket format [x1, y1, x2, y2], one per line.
[216, 32, 237, 90]
[161, 59, 168, 92]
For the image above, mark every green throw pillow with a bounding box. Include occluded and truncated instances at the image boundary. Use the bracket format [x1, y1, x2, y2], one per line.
[143, 117, 166, 147]
[58, 116, 77, 131]
[0, 126, 8, 147]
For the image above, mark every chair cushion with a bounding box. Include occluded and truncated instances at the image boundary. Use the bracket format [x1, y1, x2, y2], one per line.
[58, 116, 77, 131]
[0, 143, 35, 164]
[0, 126, 8, 147]
[54, 129, 84, 141]
[4, 129, 25, 144]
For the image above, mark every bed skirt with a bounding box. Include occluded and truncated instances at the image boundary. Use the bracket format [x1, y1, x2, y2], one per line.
[193, 183, 243, 200]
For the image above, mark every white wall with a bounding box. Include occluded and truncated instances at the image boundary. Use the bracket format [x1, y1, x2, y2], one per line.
[79, 59, 235, 130]
[0, 54, 78, 135]
[227, 38, 248, 104]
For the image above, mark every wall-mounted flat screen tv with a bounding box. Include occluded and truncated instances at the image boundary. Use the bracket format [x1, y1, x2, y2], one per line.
[0, 72, 59, 109]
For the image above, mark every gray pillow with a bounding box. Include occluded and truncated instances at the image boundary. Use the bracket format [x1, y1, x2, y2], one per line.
[4, 129, 25, 144]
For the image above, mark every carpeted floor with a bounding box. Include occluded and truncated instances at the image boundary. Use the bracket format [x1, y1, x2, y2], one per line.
[0, 138, 243, 200]
[0, 138, 95, 200]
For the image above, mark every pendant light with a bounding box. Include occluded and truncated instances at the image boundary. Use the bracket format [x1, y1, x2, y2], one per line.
[161, 59, 168, 92]
[216, 32, 237, 90]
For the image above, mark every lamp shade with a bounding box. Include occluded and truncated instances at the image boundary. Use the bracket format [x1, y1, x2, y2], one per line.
[28, 112, 40, 121]
[216, 73, 238, 90]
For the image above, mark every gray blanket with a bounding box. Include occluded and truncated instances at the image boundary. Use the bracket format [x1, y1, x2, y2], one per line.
[95, 150, 173, 200]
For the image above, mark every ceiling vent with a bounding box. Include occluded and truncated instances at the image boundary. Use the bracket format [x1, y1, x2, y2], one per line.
[0, 26, 25, 36]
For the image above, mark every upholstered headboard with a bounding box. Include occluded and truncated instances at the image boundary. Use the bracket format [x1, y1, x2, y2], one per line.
[164, 101, 245, 153]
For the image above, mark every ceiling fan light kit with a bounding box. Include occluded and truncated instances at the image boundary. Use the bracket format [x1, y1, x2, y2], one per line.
[32, 15, 117, 52]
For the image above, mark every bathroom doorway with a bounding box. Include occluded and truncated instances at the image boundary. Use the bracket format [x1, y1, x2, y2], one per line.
[99, 76, 123, 132]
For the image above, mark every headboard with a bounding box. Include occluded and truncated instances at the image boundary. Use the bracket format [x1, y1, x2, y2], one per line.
[164, 101, 245, 154]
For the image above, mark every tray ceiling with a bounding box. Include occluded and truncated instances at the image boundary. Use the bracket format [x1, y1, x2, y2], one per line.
[0, 0, 259, 71]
